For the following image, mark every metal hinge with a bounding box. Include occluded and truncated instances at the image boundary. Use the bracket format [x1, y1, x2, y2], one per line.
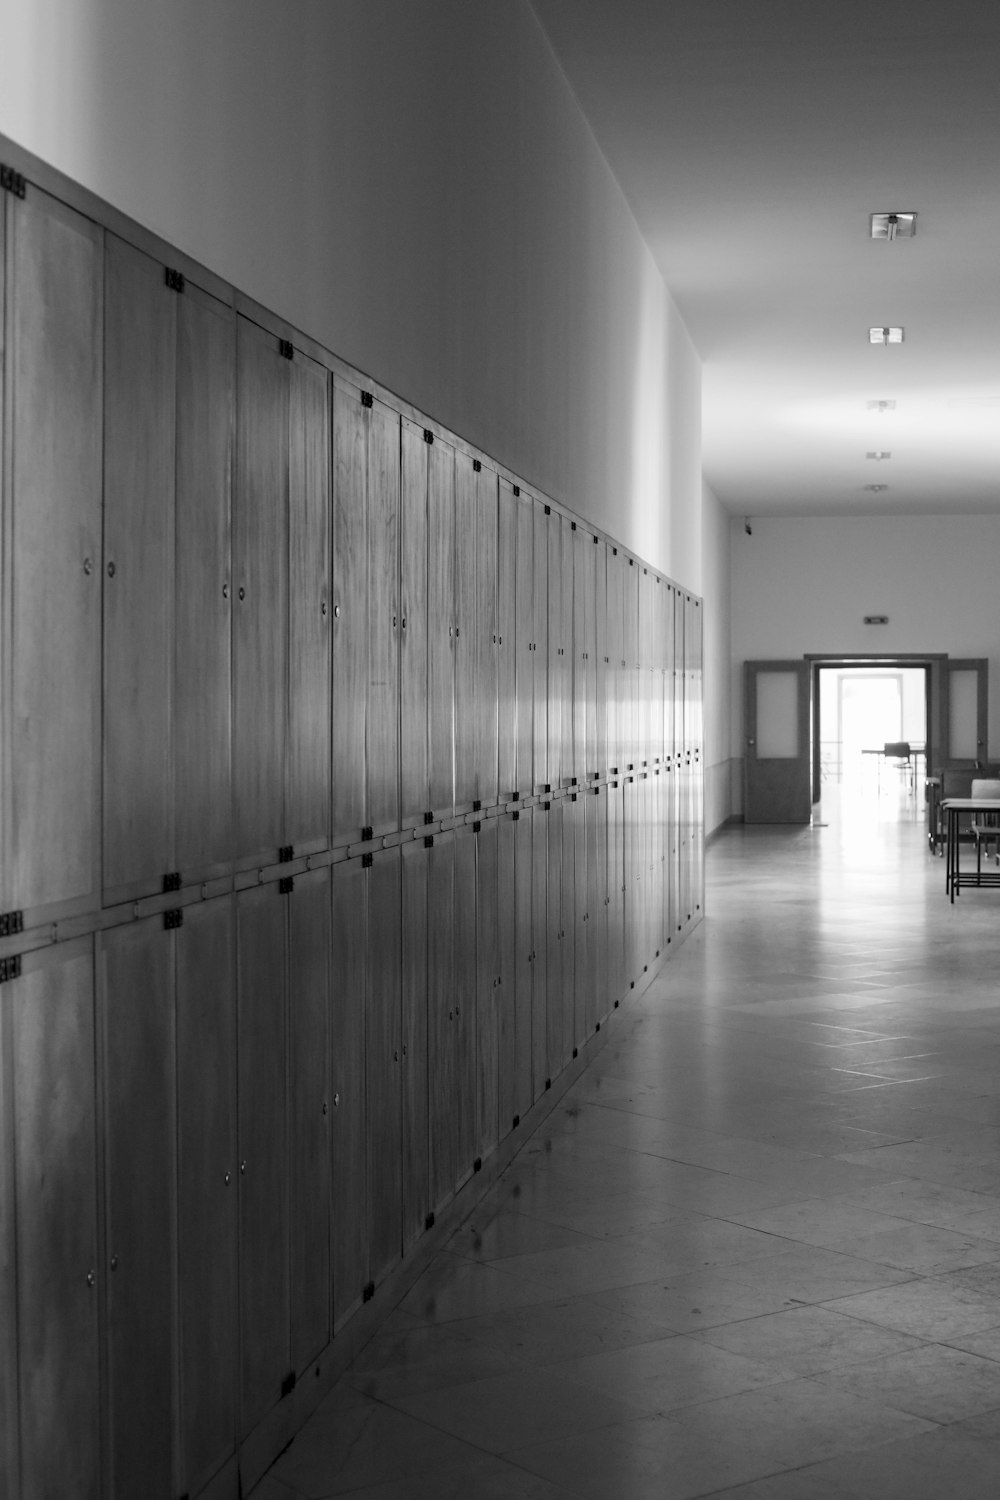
[279, 339, 294, 360]
[423, 428, 434, 444]
[363, 1281, 375, 1303]
[279, 876, 295, 895]
[0, 955, 22, 985]
[424, 835, 434, 849]
[361, 827, 373, 843]
[0, 910, 24, 937]
[571, 520, 576, 531]
[425, 1212, 435, 1231]
[164, 267, 185, 294]
[473, 1157, 483, 1173]
[472, 459, 482, 473]
[473, 799, 482, 812]
[163, 872, 181, 894]
[473, 821, 481, 834]
[513, 485, 520, 497]
[512, 1114, 520, 1129]
[279, 844, 295, 863]
[362, 853, 373, 869]
[163, 909, 183, 931]
[361, 390, 374, 408]
[1, 165, 26, 198]
[512, 810, 520, 821]
[423, 811, 434, 825]
[280, 1370, 296, 1398]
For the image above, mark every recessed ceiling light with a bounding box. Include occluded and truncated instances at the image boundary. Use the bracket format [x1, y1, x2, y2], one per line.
[866, 451, 892, 460]
[869, 327, 904, 345]
[870, 212, 917, 240]
[867, 399, 896, 412]
[863, 483, 889, 493]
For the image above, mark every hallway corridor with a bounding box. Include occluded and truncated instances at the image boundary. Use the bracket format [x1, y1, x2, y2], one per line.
[256, 810, 1000, 1499]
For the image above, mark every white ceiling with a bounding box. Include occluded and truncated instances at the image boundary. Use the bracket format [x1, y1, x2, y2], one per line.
[530, 0, 1000, 517]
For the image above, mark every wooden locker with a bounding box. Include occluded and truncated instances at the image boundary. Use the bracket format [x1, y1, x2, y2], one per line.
[400, 419, 429, 827]
[592, 785, 610, 1026]
[454, 452, 478, 813]
[401, 839, 429, 1252]
[544, 802, 563, 1078]
[286, 353, 331, 853]
[497, 482, 517, 798]
[453, 824, 478, 1187]
[366, 849, 403, 1286]
[606, 547, 624, 777]
[513, 489, 534, 795]
[476, 467, 500, 808]
[607, 779, 625, 1002]
[532, 500, 549, 793]
[102, 237, 175, 900]
[546, 513, 564, 791]
[573, 527, 589, 786]
[496, 816, 518, 1136]
[234, 318, 288, 867]
[287, 868, 332, 1372]
[427, 435, 456, 819]
[367, 400, 401, 838]
[427, 831, 456, 1212]
[2, 190, 103, 922]
[331, 857, 367, 1325]
[237, 883, 289, 1433]
[512, 811, 534, 1121]
[624, 559, 640, 771]
[175, 897, 238, 1498]
[174, 285, 234, 880]
[531, 807, 548, 1100]
[580, 791, 598, 1042]
[331, 380, 369, 845]
[565, 795, 583, 1052]
[9, 938, 101, 1498]
[100, 918, 177, 1500]
[595, 542, 608, 778]
[475, 818, 500, 1161]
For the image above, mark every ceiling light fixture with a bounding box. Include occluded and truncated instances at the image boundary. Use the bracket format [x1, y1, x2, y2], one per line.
[869, 327, 904, 345]
[870, 211, 917, 240]
[866, 451, 892, 460]
[863, 483, 889, 493]
[867, 399, 896, 413]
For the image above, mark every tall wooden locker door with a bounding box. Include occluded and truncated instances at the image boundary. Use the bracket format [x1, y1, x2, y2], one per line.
[582, 533, 598, 784]
[495, 816, 517, 1138]
[454, 453, 479, 814]
[367, 399, 401, 839]
[2, 189, 103, 924]
[330, 857, 367, 1326]
[512, 487, 534, 797]
[512, 811, 534, 1120]
[497, 482, 518, 799]
[234, 318, 288, 868]
[532, 500, 550, 794]
[572, 526, 588, 787]
[595, 542, 608, 779]
[102, 237, 175, 902]
[636, 568, 652, 770]
[175, 897, 238, 1499]
[287, 352, 331, 854]
[99, 918, 177, 1500]
[475, 818, 500, 1161]
[366, 849, 403, 1287]
[427, 435, 456, 821]
[400, 419, 429, 829]
[427, 831, 456, 1212]
[563, 797, 581, 1060]
[607, 779, 625, 1002]
[453, 824, 478, 1188]
[476, 467, 500, 809]
[591, 785, 610, 1028]
[236, 883, 289, 1433]
[546, 514, 565, 792]
[287, 868, 332, 1373]
[578, 791, 597, 1044]
[7, 938, 101, 1498]
[331, 379, 369, 846]
[544, 801, 564, 1080]
[401, 839, 429, 1252]
[174, 285, 234, 882]
[530, 807, 548, 1101]
[605, 547, 624, 777]
[624, 559, 640, 772]
[560, 516, 576, 786]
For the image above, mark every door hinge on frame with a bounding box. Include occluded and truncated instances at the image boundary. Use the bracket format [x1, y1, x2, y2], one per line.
[164, 266, 185, 293]
[0, 955, 22, 985]
[0, 165, 26, 198]
[0, 909, 24, 937]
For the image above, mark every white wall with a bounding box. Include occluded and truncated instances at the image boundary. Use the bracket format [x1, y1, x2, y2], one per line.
[701, 482, 732, 832]
[1, 0, 704, 588]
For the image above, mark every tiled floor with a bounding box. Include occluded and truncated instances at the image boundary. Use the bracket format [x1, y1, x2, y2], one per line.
[254, 792, 1000, 1498]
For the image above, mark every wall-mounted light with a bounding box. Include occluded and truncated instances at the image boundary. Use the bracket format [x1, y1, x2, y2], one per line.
[865, 451, 892, 460]
[867, 399, 896, 412]
[863, 483, 889, 493]
[869, 327, 904, 345]
[870, 212, 917, 240]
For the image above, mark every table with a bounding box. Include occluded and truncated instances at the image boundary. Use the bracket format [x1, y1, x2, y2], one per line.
[861, 746, 925, 793]
[942, 797, 1000, 901]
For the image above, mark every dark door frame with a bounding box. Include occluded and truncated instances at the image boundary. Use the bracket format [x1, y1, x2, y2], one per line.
[807, 654, 943, 805]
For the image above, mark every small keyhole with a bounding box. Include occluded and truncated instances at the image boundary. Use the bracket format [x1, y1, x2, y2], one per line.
[107, 561, 116, 578]
[83, 557, 93, 576]
[238, 586, 245, 601]
[222, 582, 229, 599]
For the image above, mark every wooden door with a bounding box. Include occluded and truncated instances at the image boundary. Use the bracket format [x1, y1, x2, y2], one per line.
[9, 939, 101, 1498]
[427, 435, 456, 820]
[174, 285, 234, 880]
[366, 849, 403, 1286]
[475, 818, 500, 1160]
[287, 868, 332, 1372]
[175, 897, 238, 1497]
[744, 661, 811, 823]
[607, 779, 625, 1000]
[454, 452, 479, 813]
[532, 500, 549, 793]
[427, 832, 456, 1211]
[606, 547, 624, 776]
[400, 419, 429, 827]
[592, 785, 609, 1027]
[2, 190, 103, 923]
[595, 543, 608, 778]
[367, 400, 401, 838]
[546, 513, 564, 791]
[401, 839, 429, 1251]
[234, 319, 288, 867]
[330, 857, 367, 1325]
[496, 816, 517, 1137]
[497, 482, 517, 798]
[453, 824, 478, 1187]
[236, 883, 289, 1432]
[513, 488, 534, 796]
[624, 559, 639, 771]
[544, 802, 564, 1078]
[100, 917, 177, 1499]
[531, 807, 548, 1100]
[573, 526, 589, 786]
[476, 466, 500, 808]
[287, 353, 331, 853]
[512, 811, 534, 1120]
[331, 379, 369, 846]
[944, 658, 989, 764]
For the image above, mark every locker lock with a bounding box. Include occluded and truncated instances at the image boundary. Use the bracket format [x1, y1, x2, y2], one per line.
[334, 604, 341, 618]
[86, 1270, 96, 1288]
[224, 1172, 231, 1186]
[83, 557, 93, 576]
[222, 583, 229, 599]
[110, 1255, 119, 1272]
[239, 586, 245, 601]
[240, 1160, 247, 1175]
[322, 601, 327, 616]
[333, 1092, 340, 1107]
[107, 561, 116, 578]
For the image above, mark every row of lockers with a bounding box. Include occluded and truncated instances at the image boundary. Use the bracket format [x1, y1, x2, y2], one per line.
[0, 185, 702, 929]
[2, 782, 701, 1500]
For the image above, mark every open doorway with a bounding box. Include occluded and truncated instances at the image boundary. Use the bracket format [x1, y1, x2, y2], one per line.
[815, 662, 928, 817]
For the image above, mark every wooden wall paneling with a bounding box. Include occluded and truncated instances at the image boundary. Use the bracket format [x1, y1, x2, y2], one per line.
[2, 190, 103, 922]
[427, 831, 456, 1211]
[546, 514, 564, 792]
[10, 938, 101, 1498]
[236, 884, 289, 1433]
[496, 816, 517, 1137]
[99, 918, 177, 1500]
[287, 868, 332, 1373]
[512, 811, 534, 1120]
[475, 818, 500, 1161]
[234, 319, 288, 868]
[496, 482, 517, 799]
[544, 800, 564, 1080]
[453, 823, 478, 1188]
[427, 436, 456, 820]
[513, 488, 534, 796]
[530, 806, 548, 1100]
[286, 352, 331, 854]
[330, 857, 367, 1325]
[454, 452, 478, 813]
[175, 897, 238, 1498]
[595, 542, 608, 778]
[102, 237, 175, 901]
[400, 419, 429, 828]
[400, 839, 429, 1252]
[366, 399, 400, 839]
[174, 284, 234, 881]
[366, 849, 403, 1287]
[638, 568, 653, 770]
[331, 380, 369, 846]
[476, 468, 499, 808]
[532, 500, 550, 793]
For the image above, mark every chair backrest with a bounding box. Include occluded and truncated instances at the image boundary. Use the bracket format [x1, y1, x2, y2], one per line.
[971, 779, 1000, 800]
[884, 741, 910, 759]
[941, 768, 976, 798]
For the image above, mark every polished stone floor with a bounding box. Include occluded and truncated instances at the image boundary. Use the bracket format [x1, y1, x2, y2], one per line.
[255, 792, 1000, 1498]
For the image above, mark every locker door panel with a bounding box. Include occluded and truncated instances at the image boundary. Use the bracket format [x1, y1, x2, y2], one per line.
[287, 354, 331, 852]
[401, 840, 429, 1251]
[531, 808, 548, 1100]
[3, 190, 103, 920]
[288, 868, 332, 1372]
[496, 817, 517, 1135]
[331, 380, 368, 845]
[454, 453, 478, 812]
[453, 824, 478, 1186]
[573, 527, 588, 786]
[100, 918, 177, 1500]
[476, 819, 500, 1160]
[476, 468, 499, 808]
[367, 849, 403, 1285]
[174, 285, 234, 878]
[595, 543, 608, 778]
[584, 537, 598, 782]
[234, 319, 288, 866]
[573, 794, 590, 1049]
[103, 237, 175, 899]
[608, 780, 625, 1001]
[512, 812, 534, 1119]
[427, 437, 455, 818]
[606, 547, 624, 777]
[497, 483, 517, 798]
[427, 832, 456, 1211]
[546, 514, 563, 791]
[175, 897, 238, 1497]
[545, 802, 564, 1078]
[400, 420, 429, 826]
[367, 401, 400, 837]
[532, 501, 549, 792]
[10, 940, 100, 1499]
[593, 786, 609, 1025]
[237, 884, 289, 1431]
[625, 560, 639, 771]
[331, 857, 367, 1324]
[513, 490, 534, 796]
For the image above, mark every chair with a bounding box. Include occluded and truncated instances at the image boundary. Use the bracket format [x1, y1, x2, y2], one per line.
[970, 778, 1000, 880]
[883, 741, 913, 793]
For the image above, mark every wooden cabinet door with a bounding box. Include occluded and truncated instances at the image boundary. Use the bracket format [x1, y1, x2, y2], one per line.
[530, 807, 548, 1101]
[367, 400, 401, 838]
[453, 824, 478, 1188]
[607, 780, 625, 1002]
[9, 939, 101, 1499]
[624, 559, 640, 771]
[427, 436, 455, 820]
[234, 318, 288, 867]
[331, 380, 369, 846]
[512, 811, 534, 1121]
[427, 832, 456, 1212]
[497, 483, 517, 798]
[288, 868, 332, 1372]
[100, 918, 177, 1499]
[476, 467, 499, 809]
[544, 801, 564, 1079]
[175, 897, 237, 1497]
[2, 190, 103, 923]
[331, 857, 367, 1326]
[400, 420, 429, 827]
[513, 487, 534, 796]
[102, 237, 175, 900]
[546, 513, 564, 792]
[595, 541, 608, 779]
[401, 839, 429, 1252]
[475, 818, 500, 1160]
[237, 884, 289, 1432]
[532, 500, 549, 793]
[496, 816, 518, 1137]
[592, 785, 609, 1028]
[174, 285, 234, 880]
[287, 353, 331, 853]
[454, 453, 478, 814]
[583, 534, 598, 783]
[366, 849, 402, 1285]
[605, 546, 624, 777]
